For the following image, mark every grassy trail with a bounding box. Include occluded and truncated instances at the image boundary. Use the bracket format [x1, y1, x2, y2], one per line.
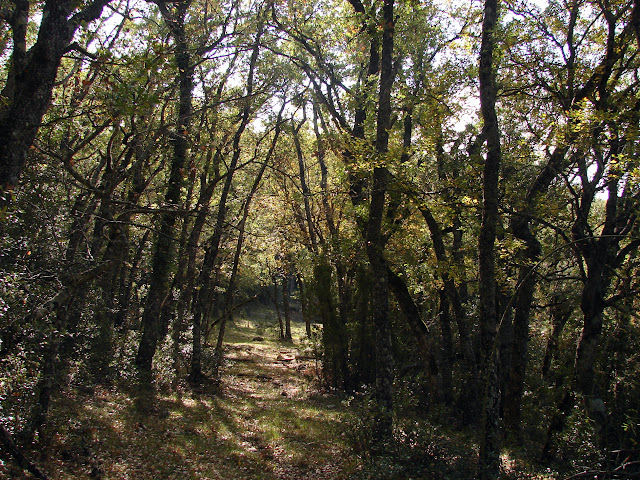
[11, 320, 359, 480]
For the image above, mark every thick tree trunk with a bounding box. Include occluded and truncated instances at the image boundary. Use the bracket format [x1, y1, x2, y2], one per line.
[365, 0, 396, 444]
[575, 267, 609, 442]
[314, 260, 341, 388]
[502, 217, 541, 436]
[571, 170, 622, 445]
[477, 0, 502, 476]
[0, 0, 110, 202]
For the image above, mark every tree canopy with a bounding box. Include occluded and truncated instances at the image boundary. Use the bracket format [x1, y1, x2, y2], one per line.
[1, 0, 640, 478]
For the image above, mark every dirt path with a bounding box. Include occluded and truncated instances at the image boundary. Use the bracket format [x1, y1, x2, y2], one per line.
[17, 321, 360, 480]
[217, 331, 356, 480]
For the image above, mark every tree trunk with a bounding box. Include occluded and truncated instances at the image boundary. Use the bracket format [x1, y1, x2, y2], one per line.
[292, 119, 318, 252]
[136, 0, 193, 372]
[504, 143, 570, 434]
[387, 267, 439, 402]
[575, 266, 609, 443]
[350, 266, 375, 387]
[170, 165, 198, 384]
[502, 263, 536, 435]
[334, 262, 352, 390]
[314, 260, 341, 388]
[0, 0, 110, 203]
[419, 206, 460, 405]
[477, 0, 502, 475]
[0, 423, 48, 480]
[313, 102, 351, 389]
[365, 0, 396, 444]
[297, 274, 312, 337]
[186, 151, 224, 383]
[282, 275, 293, 342]
[273, 274, 285, 339]
[19, 311, 65, 446]
[437, 289, 454, 404]
[542, 296, 573, 380]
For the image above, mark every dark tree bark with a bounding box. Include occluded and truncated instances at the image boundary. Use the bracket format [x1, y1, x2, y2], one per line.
[574, 243, 614, 441]
[501, 263, 535, 435]
[541, 295, 573, 380]
[364, 0, 396, 443]
[0, 424, 48, 480]
[419, 206, 460, 404]
[503, 146, 569, 434]
[0, 0, 111, 203]
[19, 311, 65, 446]
[387, 267, 439, 401]
[313, 259, 348, 389]
[136, 0, 194, 372]
[477, 0, 502, 476]
[282, 274, 293, 342]
[350, 267, 375, 386]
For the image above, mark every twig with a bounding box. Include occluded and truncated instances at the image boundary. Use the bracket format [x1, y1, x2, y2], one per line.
[0, 424, 48, 479]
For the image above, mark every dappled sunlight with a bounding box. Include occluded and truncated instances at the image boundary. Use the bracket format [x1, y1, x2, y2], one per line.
[35, 321, 356, 480]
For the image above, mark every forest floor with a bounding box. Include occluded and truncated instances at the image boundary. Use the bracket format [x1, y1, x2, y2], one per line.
[9, 319, 363, 480]
[3, 316, 560, 480]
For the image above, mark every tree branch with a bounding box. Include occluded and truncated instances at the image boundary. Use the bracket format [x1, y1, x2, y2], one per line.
[0, 423, 48, 479]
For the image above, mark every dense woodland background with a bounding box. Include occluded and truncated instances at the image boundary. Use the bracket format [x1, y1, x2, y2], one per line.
[1, 0, 640, 478]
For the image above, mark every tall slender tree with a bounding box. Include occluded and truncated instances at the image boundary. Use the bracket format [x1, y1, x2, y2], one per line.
[136, 0, 194, 372]
[477, 0, 502, 476]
